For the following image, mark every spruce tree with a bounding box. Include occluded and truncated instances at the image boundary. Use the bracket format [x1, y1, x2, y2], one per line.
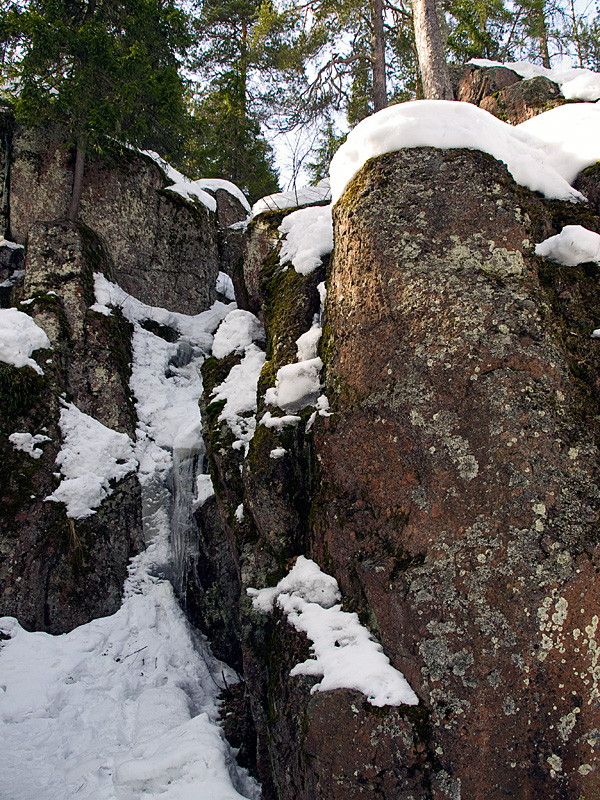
[2, 0, 190, 220]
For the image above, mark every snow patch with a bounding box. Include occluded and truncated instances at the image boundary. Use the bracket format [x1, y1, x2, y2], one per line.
[260, 411, 302, 429]
[265, 357, 323, 414]
[216, 271, 236, 301]
[296, 324, 322, 362]
[45, 401, 137, 519]
[251, 178, 331, 217]
[0, 237, 24, 250]
[270, 447, 287, 459]
[0, 551, 259, 800]
[212, 309, 265, 359]
[536, 225, 600, 266]
[0, 308, 51, 374]
[248, 557, 419, 707]
[278, 205, 333, 275]
[92, 273, 231, 344]
[141, 151, 217, 212]
[516, 102, 600, 183]
[210, 344, 266, 453]
[8, 432, 51, 459]
[192, 473, 215, 510]
[195, 178, 251, 213]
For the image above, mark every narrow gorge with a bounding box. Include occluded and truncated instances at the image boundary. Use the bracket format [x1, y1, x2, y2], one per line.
[1, 64, 600, 800]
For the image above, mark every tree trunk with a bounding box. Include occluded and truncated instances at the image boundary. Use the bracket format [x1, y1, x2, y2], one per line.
[370, 0, 387, 112]
[68, 137, 86, 222]
[538, 6, 551, 68]
[412, 0, 453, 100]
[569, 0, 583, 67]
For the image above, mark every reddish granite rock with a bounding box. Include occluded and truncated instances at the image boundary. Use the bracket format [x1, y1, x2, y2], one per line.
[457, 65, 565, 124]
[310, 147, 600, 799]
[481, 75, 564, 123]
[457, 64, 521, 105]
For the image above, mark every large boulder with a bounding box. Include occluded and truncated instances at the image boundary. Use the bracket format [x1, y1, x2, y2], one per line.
[312, 147, 600, 798]
[457, 65, 565, 124]
[8, 122, 219, 315]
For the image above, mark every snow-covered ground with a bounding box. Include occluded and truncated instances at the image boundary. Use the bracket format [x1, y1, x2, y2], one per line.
[0, 278, 261, 800]
[1, 543, 260, 800]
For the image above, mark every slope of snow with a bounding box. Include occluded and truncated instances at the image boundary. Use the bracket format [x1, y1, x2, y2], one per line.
[248, 557, 419, 707]
[470, 58, 600, 101]
[0, 308, 51, 374]
[329, 100, 600, 204]
[92, 273, 231, 349]
[0, 543, 259, 800]
[1, 275, 260, 800]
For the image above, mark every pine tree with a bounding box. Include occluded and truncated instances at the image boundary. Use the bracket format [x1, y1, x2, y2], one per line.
[3, 0, 190, 220]
[412, 0, 453, 99]
[182, 0, 309, 197]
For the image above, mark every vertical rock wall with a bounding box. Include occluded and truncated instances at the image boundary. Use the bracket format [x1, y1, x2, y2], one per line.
[313, 148, 600, 799]
[0, 117, 226, 634]
[9, 123, 219, 315]
[0, 222, 143, 633]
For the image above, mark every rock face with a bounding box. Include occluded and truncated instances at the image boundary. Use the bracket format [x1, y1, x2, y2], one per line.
[457, 65, 565, 123]
[198, 145, 600, 799]
[3, 102, 600, 797]
[0, 221, 143, 633]
[0, 115, 227, 634]
[9, 122, 219, 314]
[314, 148, 600, 799]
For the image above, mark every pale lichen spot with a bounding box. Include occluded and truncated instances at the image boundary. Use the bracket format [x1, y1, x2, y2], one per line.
[547, 754, 562, 776]
[557, 707, 580, 742]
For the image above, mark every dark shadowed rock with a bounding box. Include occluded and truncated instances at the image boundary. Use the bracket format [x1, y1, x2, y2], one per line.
[0, 110, 13, 239]
[310, 147, 600, 799]
[0, 222, 143, 633]
[0, 242, 24, 308]
[237, 212, 284, 318]
[575, 162, 600, 218]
